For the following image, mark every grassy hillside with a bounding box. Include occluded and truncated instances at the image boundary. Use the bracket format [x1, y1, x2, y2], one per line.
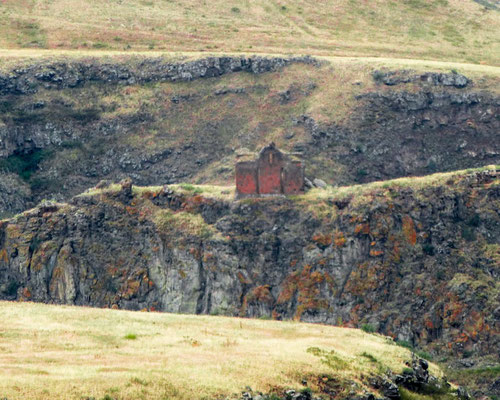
[0, 0, 499, 65]
[0, 301, 439, 400]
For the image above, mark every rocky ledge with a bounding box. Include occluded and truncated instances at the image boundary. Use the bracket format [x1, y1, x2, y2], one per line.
[0, 55, 319, 95]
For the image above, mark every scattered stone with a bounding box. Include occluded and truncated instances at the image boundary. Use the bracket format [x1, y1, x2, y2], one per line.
[458, 358, 475, 368]
[457, 386, 471, 400]
[381, 381, 400, 400]
[214, 87, 246, 95]
[489, 378, 500, 396]
[304, 177, 314, 189]
[372, 70, 469, 88]
[313, 178, 327, 189]
[278, 89, 292, 104]
[38, 199, 60, 214]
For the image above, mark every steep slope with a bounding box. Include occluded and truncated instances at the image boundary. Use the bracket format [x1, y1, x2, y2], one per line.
[1, 167, 498, 369]
[1, 56, 499, 217]
[0, 0, 499, 65]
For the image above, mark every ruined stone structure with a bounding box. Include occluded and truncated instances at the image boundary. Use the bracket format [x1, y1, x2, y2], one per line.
[235, 143, 304, 197]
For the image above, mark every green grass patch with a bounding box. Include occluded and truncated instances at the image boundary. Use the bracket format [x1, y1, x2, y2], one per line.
[396, 340, 434, 361]
[124, 333, 137, 340]
[306, 347, 349, 370]
[361, 323, 376, 333]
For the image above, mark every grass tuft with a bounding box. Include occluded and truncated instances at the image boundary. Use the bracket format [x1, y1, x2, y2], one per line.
[124, 333, 138, 340]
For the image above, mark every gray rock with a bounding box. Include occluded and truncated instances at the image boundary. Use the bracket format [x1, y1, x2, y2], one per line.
[313, 178, 327, 188]
[490, 378, 500, 395]
[457, 386, 470, 400]
[304, 177, 314, 189]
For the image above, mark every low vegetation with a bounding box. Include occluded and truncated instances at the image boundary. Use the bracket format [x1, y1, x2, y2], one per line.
[296, 164, 499, 202]
[0, 301, 440, 400]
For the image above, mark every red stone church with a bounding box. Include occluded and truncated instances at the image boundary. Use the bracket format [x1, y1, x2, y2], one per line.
[235, 143, 304, 197]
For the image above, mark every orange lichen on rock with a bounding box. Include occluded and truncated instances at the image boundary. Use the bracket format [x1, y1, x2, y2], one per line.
[312, 233, 332, 248]
[0, 249, 8, 264]
[354, 223, 370, 235]
[237, 271, 252, 285]
[334, 232, 346, 247]
[248, 285, 274, 304]
[402, 215, 417, 245]
[277, 264, 330, 320]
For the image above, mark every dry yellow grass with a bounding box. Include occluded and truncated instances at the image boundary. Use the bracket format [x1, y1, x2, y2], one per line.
[293, 165, 499, 219]
[0, 301, 440, 400]
[74, 165, 499, 208]
[0, 49, 499, 76]
[0, 0, 498, 65]
[297, 165, 500, 202]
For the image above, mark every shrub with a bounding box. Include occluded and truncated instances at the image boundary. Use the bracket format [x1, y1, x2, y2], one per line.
[423, 243, 435, 256]
[0, 149, 52, 181]
[461, 226, 476, 242]
[231, 7, 240, 13]
[435, 269, 445, 280]
[415, 350, 433, 361]
[467, 214, 480, 227]
[361, 323, 376, 333]
[356, 169, 368, 181]
[397, 340, 413, 349]
[6, 280, 20, 297]
[372, 70, 385, 82]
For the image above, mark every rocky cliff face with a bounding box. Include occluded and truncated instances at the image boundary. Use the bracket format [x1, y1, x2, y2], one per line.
[1, 168, 498, 363]
[0, 56, 498, 217]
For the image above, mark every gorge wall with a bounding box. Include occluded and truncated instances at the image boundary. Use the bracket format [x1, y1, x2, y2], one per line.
[0, 168, 498, 361]
[1, 56, 499, 217]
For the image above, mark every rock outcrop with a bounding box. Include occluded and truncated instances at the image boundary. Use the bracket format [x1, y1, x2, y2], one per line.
[0, 56, 319, 96]
[239, 356, 453, 400]
[1, 169, 498, 361]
